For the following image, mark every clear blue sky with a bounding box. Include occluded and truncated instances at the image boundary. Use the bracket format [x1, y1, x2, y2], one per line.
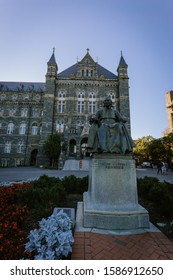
[0, 0, 173, 140]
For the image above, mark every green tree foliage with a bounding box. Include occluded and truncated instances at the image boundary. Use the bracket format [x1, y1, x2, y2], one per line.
[133, 136, 155, 161]
[42, 133, 62, 167]
[147, 138, 165, 163]
[162, 133, 173, 163]
[134, 133, 173, 165]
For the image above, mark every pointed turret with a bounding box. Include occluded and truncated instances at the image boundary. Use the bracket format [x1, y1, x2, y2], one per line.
[46, 48, 58, 77]
[117, 51, 128, 78]
[117, 52, 131, 134]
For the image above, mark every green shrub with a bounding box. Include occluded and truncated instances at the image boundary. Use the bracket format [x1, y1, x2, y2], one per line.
[16, 174, 88, 214]
[16, 176, 66, 213]
[62, 175, 88, 194]
[137, 177, 173, 217]
[137, 176, 159, 200]
[32, 175, 62, 189]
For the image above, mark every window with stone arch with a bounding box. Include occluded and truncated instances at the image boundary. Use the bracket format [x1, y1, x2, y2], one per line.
[7, 122, 14, 134]
[4, 141, 11, 153]
[17, 140, 24, 153]
[56, 120, 64, 133]
[58, 92, 66, 113]
[21, 108, 28, 117]
[77, 92, 85, 114]
[31, 122, 38, 135]
[89, 92, 96, 114]
[19, 123, 27, 135]
[76, 119, 84, 127]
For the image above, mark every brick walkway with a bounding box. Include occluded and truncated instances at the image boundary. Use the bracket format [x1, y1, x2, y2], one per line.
[71, 231, 173, 260]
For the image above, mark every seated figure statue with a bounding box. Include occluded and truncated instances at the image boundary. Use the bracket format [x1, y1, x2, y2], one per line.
[87, 96, 135, 154]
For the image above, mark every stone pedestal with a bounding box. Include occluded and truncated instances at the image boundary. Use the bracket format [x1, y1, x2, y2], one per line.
[83, 154, 150, 230]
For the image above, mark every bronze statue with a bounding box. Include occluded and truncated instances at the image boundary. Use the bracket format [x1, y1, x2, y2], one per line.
[87, 96, 134, 154]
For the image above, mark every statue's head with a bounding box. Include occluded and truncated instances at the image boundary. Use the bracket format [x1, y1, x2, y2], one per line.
[103, 96, 112, 108]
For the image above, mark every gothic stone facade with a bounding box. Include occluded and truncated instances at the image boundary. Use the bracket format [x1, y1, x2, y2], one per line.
[0, 50, 131, 167]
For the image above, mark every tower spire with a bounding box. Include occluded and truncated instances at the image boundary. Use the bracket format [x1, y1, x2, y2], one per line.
[46, 49, 58, 77]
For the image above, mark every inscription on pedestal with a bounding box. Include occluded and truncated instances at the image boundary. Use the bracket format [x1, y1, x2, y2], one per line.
[92, 159, 134, 169]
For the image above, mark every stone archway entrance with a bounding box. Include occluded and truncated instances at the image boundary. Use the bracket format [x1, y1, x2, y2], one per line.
[69, 139, 77, 157]
[30, 149, 38, 166]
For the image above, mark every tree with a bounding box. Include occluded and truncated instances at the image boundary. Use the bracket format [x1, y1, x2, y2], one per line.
[147, 138, 165, 163]
[133, 136, 155, 163]
[42, 133, 62, 167]
[134, 133, 173, 165]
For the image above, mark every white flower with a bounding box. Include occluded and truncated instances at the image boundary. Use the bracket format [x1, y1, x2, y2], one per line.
[25, 211, 74, 260]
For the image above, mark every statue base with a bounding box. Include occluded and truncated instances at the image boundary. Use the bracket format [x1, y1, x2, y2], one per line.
[82, 154, 150, 230]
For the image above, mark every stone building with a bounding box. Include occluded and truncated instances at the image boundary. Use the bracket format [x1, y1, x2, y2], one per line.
[165, 91, 173, 135]
[0, 49, 131, 167]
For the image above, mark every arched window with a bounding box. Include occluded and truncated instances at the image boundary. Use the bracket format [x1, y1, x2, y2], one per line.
[7, 122, 14, 134]
[89, 92, 96, 114]
[19, 123, 26, 135]
[76, 120, 84, 127]
[21, 108, 28, 117]
[31, 123, 38, 135]
[58, 92, 66, 113]
[77, 93, 85, 113]
[17, 140, 24, 153]
[4, 141, 11, 153]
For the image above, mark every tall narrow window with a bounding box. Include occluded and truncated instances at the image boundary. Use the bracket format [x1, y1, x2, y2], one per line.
[77, 93, 85, 114]
[58, 92, 66, 113]
[89, 92, 96, 114]
[7, 122, 14, 134]
[17, 141, 24, 153]
[4, 141, 11, 153]
[31, 123, 38, 135]
[19, 123, 26, 135]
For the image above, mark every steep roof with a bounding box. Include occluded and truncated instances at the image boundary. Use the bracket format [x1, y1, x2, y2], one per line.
[0, 82, 45, 92]
[47, 50, 57, 66]
[58, 49, 117, 79]
[58, 63, 117, 79]
[118, 54, 128, 67]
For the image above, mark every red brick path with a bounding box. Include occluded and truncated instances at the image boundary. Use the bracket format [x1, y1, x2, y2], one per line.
[71, 231, 173, 260]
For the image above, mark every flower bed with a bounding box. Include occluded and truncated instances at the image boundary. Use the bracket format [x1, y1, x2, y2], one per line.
[0, 183, 31, 259]
[0, 175, 88, 259]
